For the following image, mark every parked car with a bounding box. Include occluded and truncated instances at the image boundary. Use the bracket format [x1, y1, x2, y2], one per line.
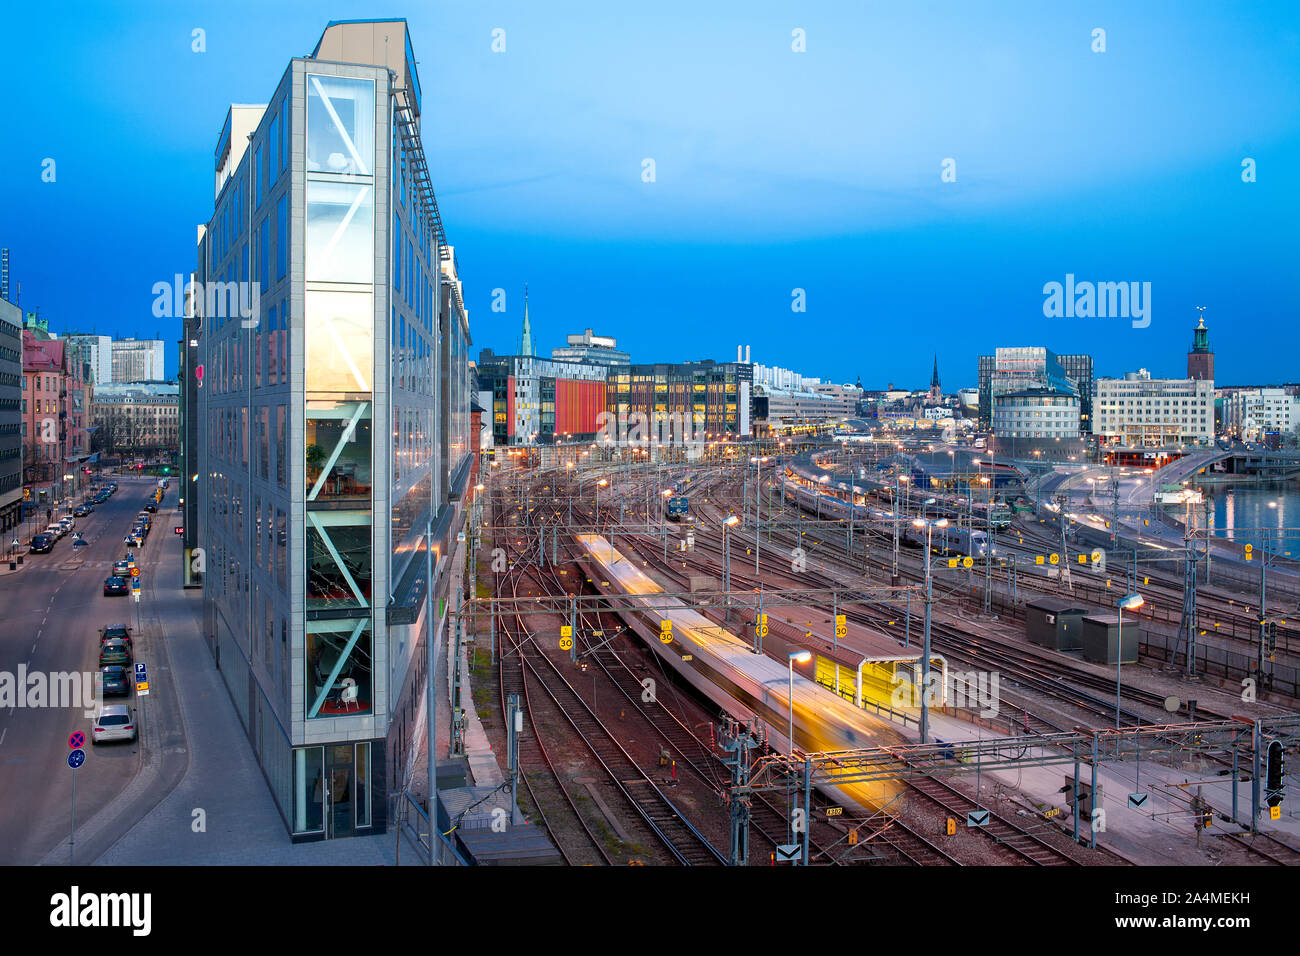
[99, 624, 133, 649]
[91, 704, 136, 744]
[100, 665, 130, 697]
[73, 504, 91, 517]
[29, 534, 54, 553]
[112, 560, 131, 577]
[103, 575, 129, 597]
[98, 638, 132, 667]
[144, 503, 158, 513]
[45, 524, 66, 539]
[124, 532, 144, 548]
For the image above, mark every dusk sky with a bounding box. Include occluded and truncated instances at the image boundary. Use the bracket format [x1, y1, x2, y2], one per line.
[1, 1, 1296, 386]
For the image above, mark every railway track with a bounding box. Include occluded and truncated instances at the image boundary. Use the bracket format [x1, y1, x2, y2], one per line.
[497, 509, 729, 865]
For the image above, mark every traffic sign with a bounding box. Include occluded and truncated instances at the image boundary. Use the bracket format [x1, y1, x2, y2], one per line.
[1128, 793, 1149, 810]
[174, 526, 184, 534]
[962, 556, 974, 569]
[1090, 549, 1102, 564]
[560, 625, 572, 638]
[1271, 806, 1282, 821]
[1035, 555, 1045, 565]
[559, 635, 573, 651]
[834, 615, 847, 639]
[966, 809, 991, 827]
[68, 749, 85, 769]
[774, 843, 801, 862]
[1048, 553, 1059, 565]
[68, 732, 84, 749]
[130, 567, 140, 577]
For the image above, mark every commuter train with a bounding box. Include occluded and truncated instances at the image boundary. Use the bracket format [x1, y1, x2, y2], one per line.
[573, 533, 909, 814]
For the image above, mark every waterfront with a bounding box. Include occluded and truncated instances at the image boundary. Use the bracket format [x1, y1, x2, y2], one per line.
[1204, 483, 1300, 558]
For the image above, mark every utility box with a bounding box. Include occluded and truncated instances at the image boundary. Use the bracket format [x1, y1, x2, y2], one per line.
[1025, 597, 1091, 651]
[1080, 613, 1140, 665]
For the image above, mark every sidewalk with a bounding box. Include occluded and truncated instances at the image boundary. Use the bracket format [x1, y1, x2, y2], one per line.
[92, 534, 422, 865]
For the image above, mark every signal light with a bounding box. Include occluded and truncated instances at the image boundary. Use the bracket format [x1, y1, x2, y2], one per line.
[1267, 741, 1285, 808]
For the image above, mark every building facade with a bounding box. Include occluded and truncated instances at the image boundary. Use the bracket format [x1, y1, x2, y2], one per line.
[992, 389, 1080, 439]
[22, 331, 92, 504]
[1222, 387, 1300, 442]
[91, 383, 179, 459]
[110, 337, 166, 383]
[0, 298, 20, 533]
[1094, 371, 1214, 447]
[195, 18, 473, 841]
[978, 348, 1092, 434]
[609, 360, 752, 440]
[477, 350, 607, 446]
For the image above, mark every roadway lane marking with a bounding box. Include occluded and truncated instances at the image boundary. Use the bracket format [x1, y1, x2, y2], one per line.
[0, 729, 5, 745]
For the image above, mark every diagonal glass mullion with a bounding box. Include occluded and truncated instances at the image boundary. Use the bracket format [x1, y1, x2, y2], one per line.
[310, 76, 369, 175]
[307, 511, 369, 608]
[318, 184, 370, 271]
[307, 619, 367, 719]
[322, 312, 370, 391]
[308, 401, 368, 501]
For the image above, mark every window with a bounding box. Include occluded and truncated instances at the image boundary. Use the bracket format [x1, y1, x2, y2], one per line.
[276, 195, 288, 281]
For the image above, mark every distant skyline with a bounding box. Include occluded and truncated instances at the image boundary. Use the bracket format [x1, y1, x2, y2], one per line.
[1, 1, 1296, 386]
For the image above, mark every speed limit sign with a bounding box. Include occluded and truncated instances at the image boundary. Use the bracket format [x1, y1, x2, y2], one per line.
[559, 635, 573, 651]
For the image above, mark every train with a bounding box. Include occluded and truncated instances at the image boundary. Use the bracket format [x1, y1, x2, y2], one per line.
[573, 533, 909, 813]
[665, 495, 690, 521]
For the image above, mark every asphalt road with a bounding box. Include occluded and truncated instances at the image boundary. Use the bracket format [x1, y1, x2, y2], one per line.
[0, 476, 171, 864]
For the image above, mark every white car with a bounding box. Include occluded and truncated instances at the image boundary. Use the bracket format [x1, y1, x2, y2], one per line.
[45, 524, 66, 539]
[92, 704, 137, 744]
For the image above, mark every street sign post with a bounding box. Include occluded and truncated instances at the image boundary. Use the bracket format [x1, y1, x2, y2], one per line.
[134, 662, 150, 696]
[68, 746, 85, 864]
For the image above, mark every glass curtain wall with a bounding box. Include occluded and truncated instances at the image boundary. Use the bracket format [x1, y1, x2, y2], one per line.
[304, 73, 375, 720]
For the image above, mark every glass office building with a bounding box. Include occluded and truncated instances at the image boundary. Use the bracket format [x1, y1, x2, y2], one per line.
[195, 19, 473, 840]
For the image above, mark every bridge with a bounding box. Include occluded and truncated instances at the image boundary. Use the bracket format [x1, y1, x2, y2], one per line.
[1153, 447, 1300, 487]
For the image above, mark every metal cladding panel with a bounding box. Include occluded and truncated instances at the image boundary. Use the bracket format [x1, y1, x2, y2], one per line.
[507, 374, 515, 438]
[555, 379, 606, 435]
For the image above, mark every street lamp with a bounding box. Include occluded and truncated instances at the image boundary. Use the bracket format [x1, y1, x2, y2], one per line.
[722, 514, 740, 603]
[1115, 592, 1144, 730]
[911, 515, 948, 743]
[787, 648, 812, 848]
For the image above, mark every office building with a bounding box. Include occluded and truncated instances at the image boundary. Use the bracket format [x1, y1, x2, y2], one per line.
[1222, 387, 1300, 442]
[977, 347, 1092, 434]
[194, 18, 474, 841]
[111, 337, 166, 382]
[1094, 371, 1214, 447]
[609, 360, 753, 440]
[0, 297, 20, 533]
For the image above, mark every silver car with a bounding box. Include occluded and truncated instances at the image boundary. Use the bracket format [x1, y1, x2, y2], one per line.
[92, 704, 137, 744]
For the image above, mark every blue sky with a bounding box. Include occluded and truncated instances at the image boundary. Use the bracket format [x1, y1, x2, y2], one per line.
[1, 1, 1296, 386]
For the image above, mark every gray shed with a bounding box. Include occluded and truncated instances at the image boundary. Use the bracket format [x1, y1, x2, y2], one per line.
[1080, 612, 1140, 664]
[1025, 596, 1092, 650]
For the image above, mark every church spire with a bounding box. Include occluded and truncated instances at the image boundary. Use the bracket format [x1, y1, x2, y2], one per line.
[931, 354, 940, 390]
[520, 284, 534, 357]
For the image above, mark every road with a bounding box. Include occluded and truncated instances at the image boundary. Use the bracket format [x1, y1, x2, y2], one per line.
[0, 475, 172, 864]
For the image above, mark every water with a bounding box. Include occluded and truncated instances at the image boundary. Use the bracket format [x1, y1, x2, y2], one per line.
[1203, 483, 1300, 559]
